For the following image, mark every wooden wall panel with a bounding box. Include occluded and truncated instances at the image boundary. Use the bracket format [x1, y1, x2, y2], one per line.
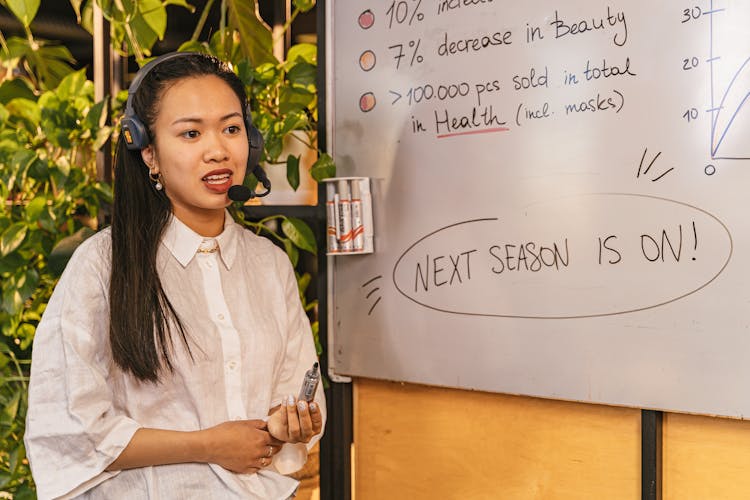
[664, 413, 750, 500]
[353, 379, 640, 500]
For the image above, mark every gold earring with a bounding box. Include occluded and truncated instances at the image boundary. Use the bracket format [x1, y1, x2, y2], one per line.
[149, 171, 163, 191]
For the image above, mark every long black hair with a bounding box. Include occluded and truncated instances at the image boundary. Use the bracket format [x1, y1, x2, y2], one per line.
[110, 53, 249, 382]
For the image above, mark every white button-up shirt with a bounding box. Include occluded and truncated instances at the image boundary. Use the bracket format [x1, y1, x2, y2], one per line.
[25, 212, 325, 499]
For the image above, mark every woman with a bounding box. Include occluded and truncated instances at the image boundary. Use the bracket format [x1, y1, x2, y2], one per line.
[24, 52, 325, 499]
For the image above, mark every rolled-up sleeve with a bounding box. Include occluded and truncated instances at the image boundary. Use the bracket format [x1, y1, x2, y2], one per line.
[269, 249, 327, 475]
[25, 236, 141, 500]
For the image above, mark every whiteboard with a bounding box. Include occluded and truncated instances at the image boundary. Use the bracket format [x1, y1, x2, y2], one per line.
[326, 0, 750, 418]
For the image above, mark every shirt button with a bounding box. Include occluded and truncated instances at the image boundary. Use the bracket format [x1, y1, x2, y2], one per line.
[217, 313, 225, 321]
[233, 415, 242, 421]
[205, 260, 213, 268]
[227, 361, 237, 370]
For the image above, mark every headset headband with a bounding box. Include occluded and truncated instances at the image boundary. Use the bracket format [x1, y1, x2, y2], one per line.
[123, 52, 200, 123]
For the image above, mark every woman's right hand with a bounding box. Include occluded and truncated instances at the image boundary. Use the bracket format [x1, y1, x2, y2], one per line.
[202, 420, 283, 474]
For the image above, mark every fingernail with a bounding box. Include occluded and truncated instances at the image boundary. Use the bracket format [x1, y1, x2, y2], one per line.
[298, 401, 307, 411]
[309, 402, 317, 412]
[287, 395, 295, 406]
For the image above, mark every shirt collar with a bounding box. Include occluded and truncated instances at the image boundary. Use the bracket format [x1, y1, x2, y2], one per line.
[161, 211, 239, 269]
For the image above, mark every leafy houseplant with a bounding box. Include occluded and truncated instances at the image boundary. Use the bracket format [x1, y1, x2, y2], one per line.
[0, 55, 113, 500]
[1, 12, 116, 497]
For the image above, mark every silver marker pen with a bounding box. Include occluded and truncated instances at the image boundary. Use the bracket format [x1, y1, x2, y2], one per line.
[351, 180, 365, 252]
[337, 180, 353, 252]
[326, 183, 339, 253]
[298, 362, 320, 402]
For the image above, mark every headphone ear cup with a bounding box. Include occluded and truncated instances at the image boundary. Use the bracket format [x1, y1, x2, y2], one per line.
[121, 114, 150, 151]
[246, 124, 264, 168]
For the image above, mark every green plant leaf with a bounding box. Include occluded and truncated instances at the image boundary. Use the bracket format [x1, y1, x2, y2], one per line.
[56, 68, 88, 100]
[0, 253, 25, 275]
[292, 0, 315, 13]
[287, 61, 316, 90]
[281, 217, 316, 255]
[16, 323, 36, 348]
[286, 154, 300, 191]
[92, 181, 113, 204]
[6, 98, 40, 126]
[236, 59, 254, 86]
[37, 52, 77, 89]
[37, 203, 57, 233]
[310, 153, 335, 181]
[253, 62, 277, 84]
[209, 28, 241, 63]
[84, 99, 107, 129]
[24, 194, 47, 222]
[39, 92, 77, 149]
[38, 42, 77, 65]
[55, 155, 71, 178]
[97, 0, 137, 23]
[264, 135, 282, 162]
[13, 484, 36, 500]
[0, 314, 18, 337]
[125, 9, 160, 57]
[0, 385, 20, 425]
[279, 86, 314, 114]
[13, 267, 39, 308]
[297, 271, 311, 295]
[311, 320, 322, 356]
[0, 79, 36, 104]
[227, 0, 275, 66]
[279, 111, 309, 135]
[93, 124, 113, 150]
[139, 0, 168, 41]
[0, 223, 28, 257]
[9, 444, 20, 474]
[6, 0, 40, 27]
[62, 164, 85, 188]
[27, 157, 51, 181]
[177, 40, 208, 54]
[0, 218, 11, 234]
[6, 37, 76, 89]
[286, 43, 316, 66]
[8, 149, 36, 190]
[70, 0, 85, 22]
[282, 238, 299, 267]
[79, 0, 94, 33]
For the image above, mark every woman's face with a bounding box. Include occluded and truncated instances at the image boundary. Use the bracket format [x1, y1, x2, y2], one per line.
[141, 74, 248, 232]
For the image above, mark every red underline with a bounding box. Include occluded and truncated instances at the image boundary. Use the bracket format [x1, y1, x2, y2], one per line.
[436, 126, 510, 139]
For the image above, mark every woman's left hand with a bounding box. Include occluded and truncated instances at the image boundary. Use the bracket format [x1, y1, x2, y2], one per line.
[267, 396, 323, 444]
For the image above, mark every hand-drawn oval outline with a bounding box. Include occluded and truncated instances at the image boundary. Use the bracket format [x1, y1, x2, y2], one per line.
[391, 194, 733, 319]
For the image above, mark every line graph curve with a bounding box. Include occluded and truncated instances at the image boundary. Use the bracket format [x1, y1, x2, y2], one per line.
[709, 1, 750, 160]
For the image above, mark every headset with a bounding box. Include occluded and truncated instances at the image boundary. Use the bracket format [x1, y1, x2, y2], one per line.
[120, 52, 270, 198]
